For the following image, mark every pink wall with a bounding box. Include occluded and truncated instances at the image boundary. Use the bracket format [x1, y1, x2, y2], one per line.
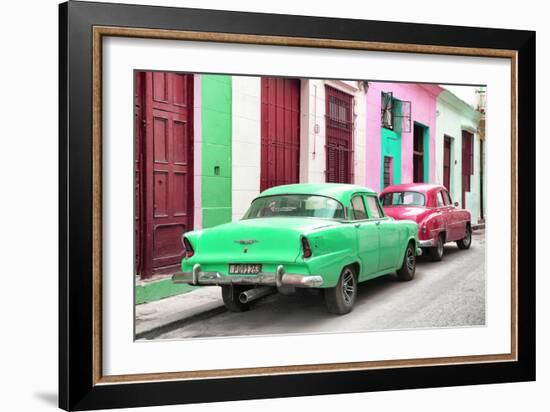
[365, 82, 442, 193]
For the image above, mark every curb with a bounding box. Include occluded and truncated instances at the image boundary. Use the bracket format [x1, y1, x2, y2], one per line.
[135, 286, 225, 338]
[136, 304, 226, 340]
[135, 277, 199, 305]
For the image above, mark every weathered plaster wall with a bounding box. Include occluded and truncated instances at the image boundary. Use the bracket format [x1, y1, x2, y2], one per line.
[436, 89, 482, 223]
[201, 75, 232, 228]
[192, 75, 202, 229]
[366, 82, 441, 193]
[231, 76, 261, 221]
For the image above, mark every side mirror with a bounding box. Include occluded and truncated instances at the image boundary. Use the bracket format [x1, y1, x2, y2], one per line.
[454, 202, 459, 207]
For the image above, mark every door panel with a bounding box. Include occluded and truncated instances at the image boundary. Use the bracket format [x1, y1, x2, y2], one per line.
[355, 221, 380, 280]
[364, 195, 400, 270]
[136, 71, 194, 278]
[377, 220, 401, 270]
[325, 86, 353, 183]
[441, 189, 461, 241]
[260, 77, 300, 191]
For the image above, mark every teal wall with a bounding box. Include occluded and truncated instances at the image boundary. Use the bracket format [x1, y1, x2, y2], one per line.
[201, 75, 232, 228]
[380, 127, 402, 189]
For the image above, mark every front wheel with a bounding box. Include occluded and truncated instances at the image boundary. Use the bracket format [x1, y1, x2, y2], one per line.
[456, 224, 472, 249]
[221, 285, 250, 312]
[396, 242, 416, 281]
[325, 266, 358, 315]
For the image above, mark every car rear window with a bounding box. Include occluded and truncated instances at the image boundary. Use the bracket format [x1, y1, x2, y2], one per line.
[243, 195, 345, 220]
[380, 191, 425, 207]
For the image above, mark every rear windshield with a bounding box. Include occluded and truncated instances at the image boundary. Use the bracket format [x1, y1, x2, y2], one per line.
[243, 195, 345, 220]
[380, 191, 425, 207]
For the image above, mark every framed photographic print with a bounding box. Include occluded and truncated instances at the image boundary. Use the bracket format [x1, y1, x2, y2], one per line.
[59, 1, 535, 410]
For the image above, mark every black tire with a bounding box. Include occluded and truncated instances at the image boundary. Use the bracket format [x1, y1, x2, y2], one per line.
[325, 266, 358, 315]
[221, 285, 250, 312]
[396, 242, 416, 281]
[457, 224, 472, 249]
[428, 233, 445, 262]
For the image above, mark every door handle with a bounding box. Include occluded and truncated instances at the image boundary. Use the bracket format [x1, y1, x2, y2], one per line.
[376, 221, 381, 226]
[354, 223, 361, 228]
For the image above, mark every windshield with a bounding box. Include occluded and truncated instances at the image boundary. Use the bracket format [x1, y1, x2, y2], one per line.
[243, 195, 345, 220]
[380, 191, 425, 207]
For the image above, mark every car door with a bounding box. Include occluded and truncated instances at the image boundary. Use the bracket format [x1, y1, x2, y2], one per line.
[439, 189, 458, 240]
[434, 189, 453, 240]
[365, 195, 400, 271]
[442, 188, 465, 241]
[350, 194, 379, 280]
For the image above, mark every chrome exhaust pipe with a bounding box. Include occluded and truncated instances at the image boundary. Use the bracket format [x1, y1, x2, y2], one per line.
[239, 287, 274, 304]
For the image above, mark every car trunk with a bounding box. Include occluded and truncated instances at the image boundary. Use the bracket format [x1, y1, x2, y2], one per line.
[195, 217, 340, 264]
[383, 206, 431, 224]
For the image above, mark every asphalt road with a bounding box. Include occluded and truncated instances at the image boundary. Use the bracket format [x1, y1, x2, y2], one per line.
[155, 230, 485, 339]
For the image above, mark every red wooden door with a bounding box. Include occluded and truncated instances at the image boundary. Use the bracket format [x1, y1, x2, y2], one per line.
[461, 130, 473, 209]
[260, 77, 301, 191]
[136, 72, 194, 278]
[325, 86, 353, 183]
[443, 136, 451, 191]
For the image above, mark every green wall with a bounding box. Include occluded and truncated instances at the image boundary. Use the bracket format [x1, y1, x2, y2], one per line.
[201, 75, 232, 228]
[380, 127, 402, 189]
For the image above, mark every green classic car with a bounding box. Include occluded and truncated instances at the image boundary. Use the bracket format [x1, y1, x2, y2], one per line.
[173, 183, 420, 314]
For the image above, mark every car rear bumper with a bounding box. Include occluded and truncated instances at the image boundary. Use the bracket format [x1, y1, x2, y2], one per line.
[418, 239, 435, 247]
[172, 264, 324, 288]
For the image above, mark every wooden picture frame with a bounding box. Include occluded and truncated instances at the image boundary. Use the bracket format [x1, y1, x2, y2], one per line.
[59, 1, 535, 410]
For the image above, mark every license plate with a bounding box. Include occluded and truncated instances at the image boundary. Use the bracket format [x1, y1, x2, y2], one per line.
[228, 264, 262, 274]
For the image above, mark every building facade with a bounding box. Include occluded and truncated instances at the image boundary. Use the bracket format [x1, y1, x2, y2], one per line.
[134, 72, 484, 298]
[134, 72, 369, 279]
[365, 82, 443, 194]
[435, 89, 483, 224]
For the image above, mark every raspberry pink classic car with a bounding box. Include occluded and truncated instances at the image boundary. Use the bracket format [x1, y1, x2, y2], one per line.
[380, 183, 472, 261]
[173, 183, 420, 314]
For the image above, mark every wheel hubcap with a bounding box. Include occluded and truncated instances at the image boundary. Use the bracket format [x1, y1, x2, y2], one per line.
[342, 269, 355, 305]
[464, 228, 471, 246]
[437, 237, 444, 256]
[406, 247, 416, 272]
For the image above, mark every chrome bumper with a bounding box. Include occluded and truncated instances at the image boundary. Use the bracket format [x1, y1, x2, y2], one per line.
[418, 239, 435, 247]
[172, 264, 323, 288]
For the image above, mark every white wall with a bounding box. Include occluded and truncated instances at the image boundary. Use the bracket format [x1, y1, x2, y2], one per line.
[301, 79, 367, 184]
[231, 76, 262, 220]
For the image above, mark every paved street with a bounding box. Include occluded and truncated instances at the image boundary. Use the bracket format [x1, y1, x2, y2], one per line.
[146, 230, 485, 340]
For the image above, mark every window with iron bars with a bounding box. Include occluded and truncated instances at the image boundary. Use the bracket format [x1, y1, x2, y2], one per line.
[381, 91, 411, 133]
[383, 156, 393, 188]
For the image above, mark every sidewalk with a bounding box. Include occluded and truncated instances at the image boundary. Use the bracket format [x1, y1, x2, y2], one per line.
[135, 286, 225, 338]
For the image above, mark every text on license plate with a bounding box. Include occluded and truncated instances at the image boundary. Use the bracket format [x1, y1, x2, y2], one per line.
[228, 264, 262, 274]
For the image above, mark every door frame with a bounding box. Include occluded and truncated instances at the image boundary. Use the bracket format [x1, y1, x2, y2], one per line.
[135, 71, 195, 279]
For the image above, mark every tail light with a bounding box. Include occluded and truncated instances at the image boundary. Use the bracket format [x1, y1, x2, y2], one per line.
[301, 236, 312, 259]
[182, 236, 194, 259]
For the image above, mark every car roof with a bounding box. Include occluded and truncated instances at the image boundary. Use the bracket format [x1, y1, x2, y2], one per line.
[258, 183, 376, 204]
[380, 183, 443, 195]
